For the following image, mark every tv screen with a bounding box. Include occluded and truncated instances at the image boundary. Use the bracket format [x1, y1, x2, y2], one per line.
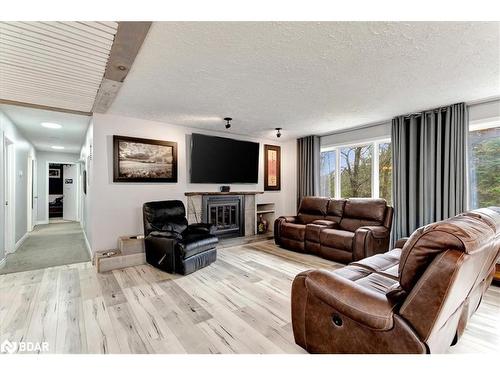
[190, 133, 259, 183]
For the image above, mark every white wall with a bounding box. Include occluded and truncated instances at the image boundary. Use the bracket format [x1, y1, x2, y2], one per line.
[0, 111, 36, 260]
[80, 121, 93, 248]
[36, 151, 80, 224]
[321, 121, 391, 148]
[469, 99, 500, 123]
[87, 113, 297, 252]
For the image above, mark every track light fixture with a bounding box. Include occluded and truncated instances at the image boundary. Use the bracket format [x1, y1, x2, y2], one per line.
[224, 117, 232, 129]
[275, 128, 282, 138]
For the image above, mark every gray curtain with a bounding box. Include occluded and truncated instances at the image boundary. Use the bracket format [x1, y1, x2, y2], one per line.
[392, 102, 468, 242]
[297, 135, 320, 207]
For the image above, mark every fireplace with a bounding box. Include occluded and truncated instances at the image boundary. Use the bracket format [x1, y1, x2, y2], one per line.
[202, 195, 245, 238]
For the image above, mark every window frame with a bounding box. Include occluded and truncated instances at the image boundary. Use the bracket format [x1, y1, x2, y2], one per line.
[320, 138, 391, 200]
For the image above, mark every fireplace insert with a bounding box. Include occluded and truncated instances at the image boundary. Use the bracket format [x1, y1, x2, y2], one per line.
[202, 195, 245, 238]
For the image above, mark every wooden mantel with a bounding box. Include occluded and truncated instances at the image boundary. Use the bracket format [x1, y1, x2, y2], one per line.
[184, 191, 264, 196]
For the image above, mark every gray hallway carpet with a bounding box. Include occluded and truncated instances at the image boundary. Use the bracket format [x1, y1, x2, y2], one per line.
[0, 222, 90, 275]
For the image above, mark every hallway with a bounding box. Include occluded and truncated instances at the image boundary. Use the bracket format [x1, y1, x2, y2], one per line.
[0, 222, 90, 275]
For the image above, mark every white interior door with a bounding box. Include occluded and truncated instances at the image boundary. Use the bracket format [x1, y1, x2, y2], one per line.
[63, 164, 78, 221]
[27, 156, 33, 231]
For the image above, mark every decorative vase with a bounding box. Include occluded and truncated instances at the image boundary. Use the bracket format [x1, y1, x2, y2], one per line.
[257, 214, 268, 234]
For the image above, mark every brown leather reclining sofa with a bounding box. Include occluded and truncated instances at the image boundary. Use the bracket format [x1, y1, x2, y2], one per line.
[291, 207, 500, 353]
[274, 197, 393, 263]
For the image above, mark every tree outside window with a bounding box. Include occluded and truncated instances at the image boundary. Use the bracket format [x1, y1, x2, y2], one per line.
[469, 126, 500, 208]
[340, 144, 372, 198]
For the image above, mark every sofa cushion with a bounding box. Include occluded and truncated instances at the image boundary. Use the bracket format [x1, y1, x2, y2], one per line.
[352, 248, 402, 280]
[305, 221, 337, 242]
[305, 224, 324, 243]
[297, 197, 329, 224]
[320, 229, 354, 251]
[297, 213, 326, 224]
[333, 265, 372, 281]
[325, 199, 346, 223]
[281, 222, 306, 241]
[343, 198, 388, 222]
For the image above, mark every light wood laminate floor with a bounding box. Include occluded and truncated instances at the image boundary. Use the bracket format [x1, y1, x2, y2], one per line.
[0, 240, 498, 354]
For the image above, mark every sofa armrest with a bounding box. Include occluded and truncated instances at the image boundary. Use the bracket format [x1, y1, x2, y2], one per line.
[274, 216, 299, 246]
[303, 269, 396, 330]
[353, 226, 391, 260]
[357, 226, 390, 239]
[395, 237, 409, 249]
[144, 234, 178, 272]
[187, 223, 216, 235]
[149, 230, 182, 240]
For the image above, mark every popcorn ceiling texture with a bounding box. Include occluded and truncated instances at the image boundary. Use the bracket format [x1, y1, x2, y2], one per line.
[109, 22, 500, 140]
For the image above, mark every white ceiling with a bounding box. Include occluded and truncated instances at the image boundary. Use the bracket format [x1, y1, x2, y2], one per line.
[0, 21, 118, 112]
[0, 104, 90, 154]
[109, 22, 500, 140]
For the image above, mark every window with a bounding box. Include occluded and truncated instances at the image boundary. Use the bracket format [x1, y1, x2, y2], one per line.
[320, 150, 336, 197]
[340, 144, 372, 198]
[378, 142, 392, 205]
[320, 139, 391, 202]
[469, 125, 500, 209]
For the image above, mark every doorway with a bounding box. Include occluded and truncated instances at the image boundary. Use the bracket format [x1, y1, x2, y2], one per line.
[0, 159, 88, 275]
[3, 136, 15, 255]
[48, 162, 79, 222]
[27, 155, 36, 232]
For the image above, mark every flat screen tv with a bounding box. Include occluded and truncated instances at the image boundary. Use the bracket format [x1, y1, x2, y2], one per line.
[190, 133, 259, 183]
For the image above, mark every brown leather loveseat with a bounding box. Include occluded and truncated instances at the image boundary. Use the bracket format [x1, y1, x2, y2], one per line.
[275, 197, 393, 263]
[291, 207, 500, 353]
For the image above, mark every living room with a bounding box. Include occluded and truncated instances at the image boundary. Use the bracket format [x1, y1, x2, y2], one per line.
[0, 1, 499, 373]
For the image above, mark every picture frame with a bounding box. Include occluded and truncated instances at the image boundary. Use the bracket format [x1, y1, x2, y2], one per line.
[264, 144, 281, 191]
[113, 135, 178, 183]
[49, 168, 60, 178]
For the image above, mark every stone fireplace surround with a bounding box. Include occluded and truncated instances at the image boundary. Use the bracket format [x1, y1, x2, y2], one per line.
[185, 191, 263, 237]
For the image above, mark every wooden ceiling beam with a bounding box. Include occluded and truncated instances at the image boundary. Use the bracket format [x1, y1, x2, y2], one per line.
[92, 21, 152, 113]
[0, 98, 92, 116]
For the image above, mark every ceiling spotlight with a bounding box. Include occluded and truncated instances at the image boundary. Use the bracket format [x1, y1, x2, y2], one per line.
[41, 122, 62, 129]
[51, 146, 65, 150]
[224, 117, 232, 129]
[275, 128, 282, 138]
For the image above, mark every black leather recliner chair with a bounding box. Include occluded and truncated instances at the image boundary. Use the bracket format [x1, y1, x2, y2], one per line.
[143, 200, 218, 275]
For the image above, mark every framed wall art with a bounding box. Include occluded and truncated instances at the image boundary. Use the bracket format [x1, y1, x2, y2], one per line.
[49, 168, 60, 178]
[113, 135, 178, 183]
[264, 144, 281, 191]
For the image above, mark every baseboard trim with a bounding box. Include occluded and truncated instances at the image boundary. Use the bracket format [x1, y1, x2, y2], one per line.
[81, 224, 93, 260]
[0, 257, 6, 268]
[15, 232, 29, 251]
[37, 220, 49, 225]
